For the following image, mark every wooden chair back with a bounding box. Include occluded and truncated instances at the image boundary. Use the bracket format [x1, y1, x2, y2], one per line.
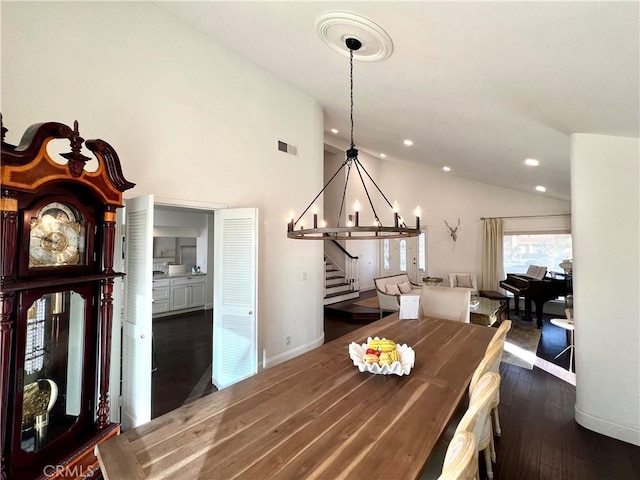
[487, 319, 512, 351]
[456, 372, 501, 445]
[437, 431, 478, 480]
[470, 341, 504, 394]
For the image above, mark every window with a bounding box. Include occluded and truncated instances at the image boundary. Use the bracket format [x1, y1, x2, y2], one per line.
[399, 239, 406, 271]
[503, 233, 572, 274]
[418, 231, 426, 272]
[383, 239, 390, 271]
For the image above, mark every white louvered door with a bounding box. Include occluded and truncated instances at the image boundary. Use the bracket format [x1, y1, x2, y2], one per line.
[122, 195, 154, 429]
[212, 208, 258, 389]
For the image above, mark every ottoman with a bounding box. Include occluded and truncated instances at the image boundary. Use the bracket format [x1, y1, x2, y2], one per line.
[479, 290, 510, 319]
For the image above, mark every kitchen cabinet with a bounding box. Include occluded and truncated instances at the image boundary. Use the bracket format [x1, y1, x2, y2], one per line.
[153, 275, 206, 316]
[170, 276, 206, 310]
[152, 278, 170, 314]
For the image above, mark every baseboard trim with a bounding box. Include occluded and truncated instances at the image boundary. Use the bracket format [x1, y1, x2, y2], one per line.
[575, 406, 640, 446]
[534, 357, 576, 385]
[262, 333, 325, 369]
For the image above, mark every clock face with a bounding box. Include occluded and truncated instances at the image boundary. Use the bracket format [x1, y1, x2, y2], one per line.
[29, 202, 84, 268]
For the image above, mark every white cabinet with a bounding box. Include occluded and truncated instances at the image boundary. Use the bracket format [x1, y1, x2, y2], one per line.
[170, 285, 189, 310]
[153, 275, 207, 316]
[152, 278, 170, 314]
[190, 282, 206, 307]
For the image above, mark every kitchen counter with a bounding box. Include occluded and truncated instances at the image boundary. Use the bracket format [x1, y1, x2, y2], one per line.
[152, 272, 206, 279]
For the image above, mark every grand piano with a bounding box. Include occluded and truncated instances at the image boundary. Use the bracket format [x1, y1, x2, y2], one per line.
[500, 265, 572, 328]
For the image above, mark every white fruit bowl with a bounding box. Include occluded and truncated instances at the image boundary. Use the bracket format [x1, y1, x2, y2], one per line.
[348, 337, 415, 376]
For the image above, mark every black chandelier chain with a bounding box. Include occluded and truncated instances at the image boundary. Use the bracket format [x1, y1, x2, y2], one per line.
[350, 48, 355, 150]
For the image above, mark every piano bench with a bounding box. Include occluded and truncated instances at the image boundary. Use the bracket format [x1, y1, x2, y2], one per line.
[479, 290, 510, 319]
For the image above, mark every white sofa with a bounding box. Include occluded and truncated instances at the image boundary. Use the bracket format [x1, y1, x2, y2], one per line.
[374, 274, 422, 316]
[448, 273, 479, 296]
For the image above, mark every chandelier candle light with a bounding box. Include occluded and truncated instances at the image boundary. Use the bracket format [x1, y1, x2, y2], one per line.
[287, 35, 420, 240]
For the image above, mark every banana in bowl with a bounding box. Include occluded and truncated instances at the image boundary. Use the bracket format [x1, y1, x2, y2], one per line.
[349, 336, 415, 376]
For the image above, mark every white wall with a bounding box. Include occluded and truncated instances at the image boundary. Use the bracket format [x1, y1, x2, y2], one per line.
[571, 134, 640, 446]
[2, 2, 325, 367]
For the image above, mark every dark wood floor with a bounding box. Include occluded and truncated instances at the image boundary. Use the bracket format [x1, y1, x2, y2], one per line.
[151, 295, 639, 479]
[152, 309, 216, 418]
[494, 363, 639, 479]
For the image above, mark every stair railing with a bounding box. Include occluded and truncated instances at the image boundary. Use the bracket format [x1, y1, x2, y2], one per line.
[325, 237, 359, 291]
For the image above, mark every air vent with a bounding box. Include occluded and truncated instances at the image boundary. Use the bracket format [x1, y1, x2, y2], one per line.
[278, 140, 297, 156]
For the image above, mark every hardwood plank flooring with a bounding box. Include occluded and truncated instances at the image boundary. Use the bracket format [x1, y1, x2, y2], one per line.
[151, 309, 216, 419]
[494, 363, 639, 480]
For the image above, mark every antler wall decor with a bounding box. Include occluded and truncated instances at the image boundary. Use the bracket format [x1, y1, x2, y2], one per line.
[444, 218, 461, 241]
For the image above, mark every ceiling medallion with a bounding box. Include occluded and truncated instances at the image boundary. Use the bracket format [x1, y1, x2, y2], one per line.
[316, 11, 394, 62]
[287, 29, 419, 241]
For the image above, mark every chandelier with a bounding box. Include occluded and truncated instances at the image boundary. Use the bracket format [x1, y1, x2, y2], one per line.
[287, 37, 420, 240]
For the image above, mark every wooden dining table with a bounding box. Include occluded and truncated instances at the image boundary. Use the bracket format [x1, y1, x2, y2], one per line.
[97, 313, 495, 480]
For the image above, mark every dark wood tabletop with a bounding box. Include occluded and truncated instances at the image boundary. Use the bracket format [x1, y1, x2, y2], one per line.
[97, 313, 495, 480]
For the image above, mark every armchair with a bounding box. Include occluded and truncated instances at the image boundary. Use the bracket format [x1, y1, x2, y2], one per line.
[448, 273, 479, 296]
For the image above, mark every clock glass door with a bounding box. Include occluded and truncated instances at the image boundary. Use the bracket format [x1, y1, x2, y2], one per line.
[20, 289, 87, 453]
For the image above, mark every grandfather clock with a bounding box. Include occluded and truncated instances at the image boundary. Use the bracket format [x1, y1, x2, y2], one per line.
[0, 117, 134, 479]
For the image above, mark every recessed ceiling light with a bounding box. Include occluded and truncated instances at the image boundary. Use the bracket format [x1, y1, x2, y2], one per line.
[403, 139, 414, 146]
[380, 153, 387, 158]
[535, 185, 546, 192]
[443, 166, 451, 172]
[330, 128, 339, 134]
[525, 158, 540, 166]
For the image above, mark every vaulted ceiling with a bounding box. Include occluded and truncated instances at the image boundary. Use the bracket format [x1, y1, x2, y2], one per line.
[156, 1, 639, 202]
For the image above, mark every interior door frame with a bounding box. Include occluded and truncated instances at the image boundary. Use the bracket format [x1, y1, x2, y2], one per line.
[118, 195, 228, 429]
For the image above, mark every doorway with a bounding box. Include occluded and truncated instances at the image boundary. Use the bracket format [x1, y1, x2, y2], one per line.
[379, 229, 427, 283]
[119, 196, 258, 430]
[151, 309, 216, 418]
[151, 204, 216, 419]
[120, 196, 219, 429]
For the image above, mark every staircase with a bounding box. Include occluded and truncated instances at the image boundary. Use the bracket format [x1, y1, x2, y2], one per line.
[324, 257, 359, 305]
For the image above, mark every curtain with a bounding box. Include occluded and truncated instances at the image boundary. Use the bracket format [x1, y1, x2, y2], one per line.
[481, 218, 504, 291]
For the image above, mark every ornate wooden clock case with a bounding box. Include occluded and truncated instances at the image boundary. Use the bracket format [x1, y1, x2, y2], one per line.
[0, 117, 134, 479]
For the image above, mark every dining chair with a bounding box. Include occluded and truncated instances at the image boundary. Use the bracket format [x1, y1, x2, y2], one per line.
[470, 341, 504, 440]
[436, 431, 478, 480]
[487, 319, 512, 352]
[421, 285, 471, 323]
[456, 372, 501, 480]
